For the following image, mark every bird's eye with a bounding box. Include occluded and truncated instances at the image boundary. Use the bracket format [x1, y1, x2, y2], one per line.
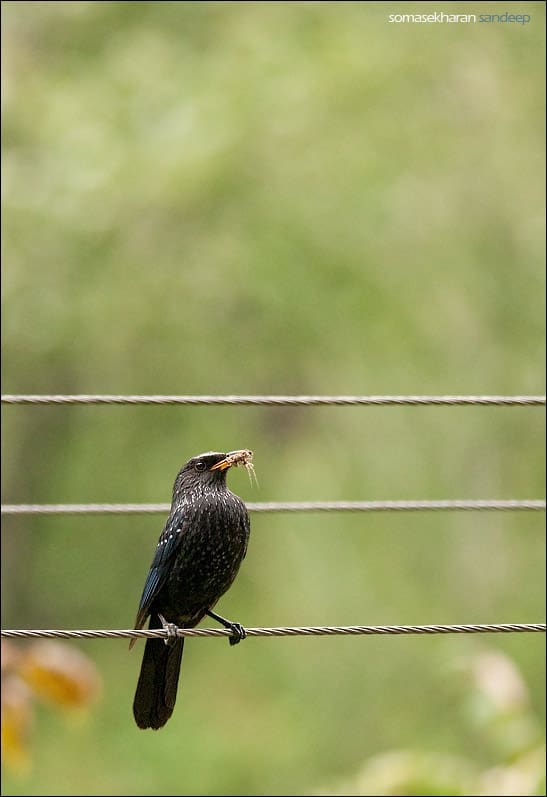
[195, 461, 207, 472]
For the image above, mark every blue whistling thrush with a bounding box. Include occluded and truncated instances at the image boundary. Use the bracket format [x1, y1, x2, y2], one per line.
[131, 450, 252, 729]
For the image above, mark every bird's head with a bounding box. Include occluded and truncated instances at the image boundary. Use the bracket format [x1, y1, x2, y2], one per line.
[172, 450, 254, 496]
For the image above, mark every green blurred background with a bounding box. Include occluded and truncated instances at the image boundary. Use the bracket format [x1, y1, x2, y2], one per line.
[1, 1, 545, 795]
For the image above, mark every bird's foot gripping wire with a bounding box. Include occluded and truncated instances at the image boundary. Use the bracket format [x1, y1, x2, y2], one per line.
[206, 609, 247, 646]
[158, 614, 179, 647]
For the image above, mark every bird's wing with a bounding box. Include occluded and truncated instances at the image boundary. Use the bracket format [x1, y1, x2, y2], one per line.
[242, 509, 251, 559]
[133, 509, 188, 631]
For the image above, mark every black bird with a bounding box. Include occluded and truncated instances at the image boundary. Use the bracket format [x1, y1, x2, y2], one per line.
[131, 449, 252, 730]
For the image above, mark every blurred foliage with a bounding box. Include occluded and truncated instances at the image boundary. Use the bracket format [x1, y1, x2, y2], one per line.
[1, 640, 101, 775]
[1, 1, 545, 795]
[315, 648, 546, 795]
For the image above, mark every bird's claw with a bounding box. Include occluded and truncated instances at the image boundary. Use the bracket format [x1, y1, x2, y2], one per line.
[228, 622, 247, 646]
[205, 609, 246, 646]
[158, 614, 179, 647]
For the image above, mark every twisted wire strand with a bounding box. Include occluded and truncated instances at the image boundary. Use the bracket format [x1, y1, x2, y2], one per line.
[2, 394, 545, 406]
[2, 500, 545, 515]
[1, 624, 545, 641]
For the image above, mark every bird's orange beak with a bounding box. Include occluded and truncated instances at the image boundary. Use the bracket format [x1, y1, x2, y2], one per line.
[210, 457, 231, 472]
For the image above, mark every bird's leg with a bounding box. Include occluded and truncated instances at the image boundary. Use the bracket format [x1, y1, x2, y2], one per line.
[206, 609, 247, 646]
[158, 613, 179, 647]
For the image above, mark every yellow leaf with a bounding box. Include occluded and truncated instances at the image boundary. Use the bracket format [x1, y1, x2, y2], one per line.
[20, 642, 101, 709]
[1, 676, 33, 774]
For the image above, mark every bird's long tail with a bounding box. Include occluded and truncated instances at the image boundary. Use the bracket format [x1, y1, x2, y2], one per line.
[132, 615, 184, 730]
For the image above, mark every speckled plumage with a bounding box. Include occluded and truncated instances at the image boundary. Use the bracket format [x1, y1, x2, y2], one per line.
[132, 451, 251, 729]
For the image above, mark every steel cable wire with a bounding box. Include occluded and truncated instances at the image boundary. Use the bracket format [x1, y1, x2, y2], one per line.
[1, 500, 545, 515]
[1, 623, 545, 641]
[2, 394, 545, 406]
